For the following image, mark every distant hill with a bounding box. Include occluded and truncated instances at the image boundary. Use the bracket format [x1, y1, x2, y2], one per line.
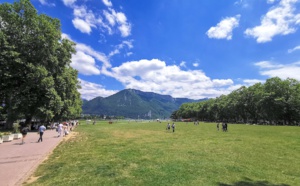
[82, 89, 207, 119]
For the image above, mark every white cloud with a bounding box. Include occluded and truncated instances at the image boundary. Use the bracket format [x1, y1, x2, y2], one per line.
[109, 40, 134, 57]
[61, 33, 71, 40]
[288, 45, 300, 53]
[243, 79, 265, 85]
[39, 0, 55, 6]
[118, 24, 131, 37]
[102, 0, 113, 7]
[267, 0, 277, 4]
[245, 0, 300, 43]
[106, 59, 238, 99]
[255, 60, 300, 80]
[193, 63, 199, 67]
[103, 10, 116, 26]
[75, 56, 264, 100]
[62, 0, 76, 7]
[72, 18, 92, 34]
[254, 61, 284, 68]
[206, 15, 240, 40]
[109, 49, 120, 57]
[65, 0, 131, 37]
[71, 51, 101, 75]
[62, 33, 111, 75]
[180, 61, 186, 67]
[72, 6, 100, 34]
[79, 79, 117, 100]
[103, 9, 131, 37]
[76, 43, 110, 68]
[234, 0, 250, 8]
[122, 40, 134, 49]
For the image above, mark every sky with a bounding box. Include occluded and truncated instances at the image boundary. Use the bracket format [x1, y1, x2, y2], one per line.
[3, 0, 300, 100]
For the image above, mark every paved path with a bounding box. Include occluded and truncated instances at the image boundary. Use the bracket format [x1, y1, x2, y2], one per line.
[0, 130, 65, 186]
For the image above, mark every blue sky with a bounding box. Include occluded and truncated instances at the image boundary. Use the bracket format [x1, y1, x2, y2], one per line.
[4, 0, 300, 100]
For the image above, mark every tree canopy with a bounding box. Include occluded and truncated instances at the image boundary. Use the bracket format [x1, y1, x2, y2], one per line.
[0, 0, 82, 128]
[174, 77, 300, 125]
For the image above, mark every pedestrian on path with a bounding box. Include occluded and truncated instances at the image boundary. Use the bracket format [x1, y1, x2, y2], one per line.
[37, 124, 46, 142]
[57, 122, 63, 137]
[21, 126, 29, 144]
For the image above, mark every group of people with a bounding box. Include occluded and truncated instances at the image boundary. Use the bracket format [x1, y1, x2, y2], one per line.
[54, 121, 77, 137]
[20, 124, 46, 144]
[166, 123, 176, 132]
[19, 121, 78, 144]
[217, 122, 228, 132]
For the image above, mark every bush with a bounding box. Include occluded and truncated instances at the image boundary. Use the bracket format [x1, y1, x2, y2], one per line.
[13, 123, 20, 133]
[3, 132, 11, 135]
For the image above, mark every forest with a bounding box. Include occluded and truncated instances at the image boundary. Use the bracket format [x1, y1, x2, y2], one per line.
[173, 77, 300, 125]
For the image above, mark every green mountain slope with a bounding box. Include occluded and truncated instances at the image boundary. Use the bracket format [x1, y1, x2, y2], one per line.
[82, 89, 205, 119]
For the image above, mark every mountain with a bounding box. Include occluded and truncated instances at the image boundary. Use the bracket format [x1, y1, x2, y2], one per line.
[82, 89, 206, 119]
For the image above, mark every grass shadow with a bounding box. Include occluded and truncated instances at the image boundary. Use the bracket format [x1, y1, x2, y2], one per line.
[218, 177, 290, 186]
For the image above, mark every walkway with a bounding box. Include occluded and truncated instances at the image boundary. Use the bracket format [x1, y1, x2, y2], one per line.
[0, 130, 65, 186]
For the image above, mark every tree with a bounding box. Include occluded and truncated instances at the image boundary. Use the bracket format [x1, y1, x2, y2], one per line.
[174, 77, 300, 125]
[0, 0, 81, 128]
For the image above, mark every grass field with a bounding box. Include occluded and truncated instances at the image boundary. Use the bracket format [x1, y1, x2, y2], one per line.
[26, 121, 300, 186]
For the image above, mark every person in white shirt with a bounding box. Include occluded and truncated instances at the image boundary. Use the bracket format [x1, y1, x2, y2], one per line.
[57, 123, 63, 137]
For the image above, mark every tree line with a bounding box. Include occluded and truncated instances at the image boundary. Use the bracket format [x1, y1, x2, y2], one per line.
[172, 77, 300, 125]
[0, 0, 82, 128]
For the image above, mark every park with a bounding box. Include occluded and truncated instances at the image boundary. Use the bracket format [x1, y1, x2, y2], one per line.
[1, 1, 300, 185]
[23, 120, 299, 186]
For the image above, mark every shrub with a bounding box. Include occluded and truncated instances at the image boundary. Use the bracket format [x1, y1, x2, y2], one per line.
[13, 123, 20, 133]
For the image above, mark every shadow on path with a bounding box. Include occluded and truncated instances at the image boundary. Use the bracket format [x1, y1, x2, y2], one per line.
[218, 177, 289, 186]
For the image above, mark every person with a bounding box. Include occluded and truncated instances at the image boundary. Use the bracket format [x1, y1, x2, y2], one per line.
[172, 123, 175, 132]
[166, 123, 170, 131]
[225, 123, 228, 132]
[37, 124, 46, 142]
[21, 126, 29, 144]
[50, 123, 55, 130]
[57, 122, 63, 137]
[63, 125, 69, 136]
[217, 123, 219, 131]
[222, 122, 225, 132]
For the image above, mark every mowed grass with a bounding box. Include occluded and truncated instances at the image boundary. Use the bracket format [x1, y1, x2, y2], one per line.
[26, 121, 300, 186]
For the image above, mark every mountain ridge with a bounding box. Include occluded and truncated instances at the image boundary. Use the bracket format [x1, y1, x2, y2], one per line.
[82, 89, 207, 119]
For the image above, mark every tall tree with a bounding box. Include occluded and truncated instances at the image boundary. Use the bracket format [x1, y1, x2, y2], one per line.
[0, 0, 81, 128]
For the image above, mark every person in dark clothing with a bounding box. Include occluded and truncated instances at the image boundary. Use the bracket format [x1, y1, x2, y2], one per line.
[21, 126, 29, 144]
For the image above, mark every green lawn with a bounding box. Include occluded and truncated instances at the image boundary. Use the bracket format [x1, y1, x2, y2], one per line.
[25, 121, 300, 186]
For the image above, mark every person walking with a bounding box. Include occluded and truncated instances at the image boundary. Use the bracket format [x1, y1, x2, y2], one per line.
[225, 123, 228, 132]
[37, 124, 46, 142]
[57, 122, 63, 137]
[21, 126, 29, 144]
[166, 123, 170, 131]
[172, 123, 175, 132]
